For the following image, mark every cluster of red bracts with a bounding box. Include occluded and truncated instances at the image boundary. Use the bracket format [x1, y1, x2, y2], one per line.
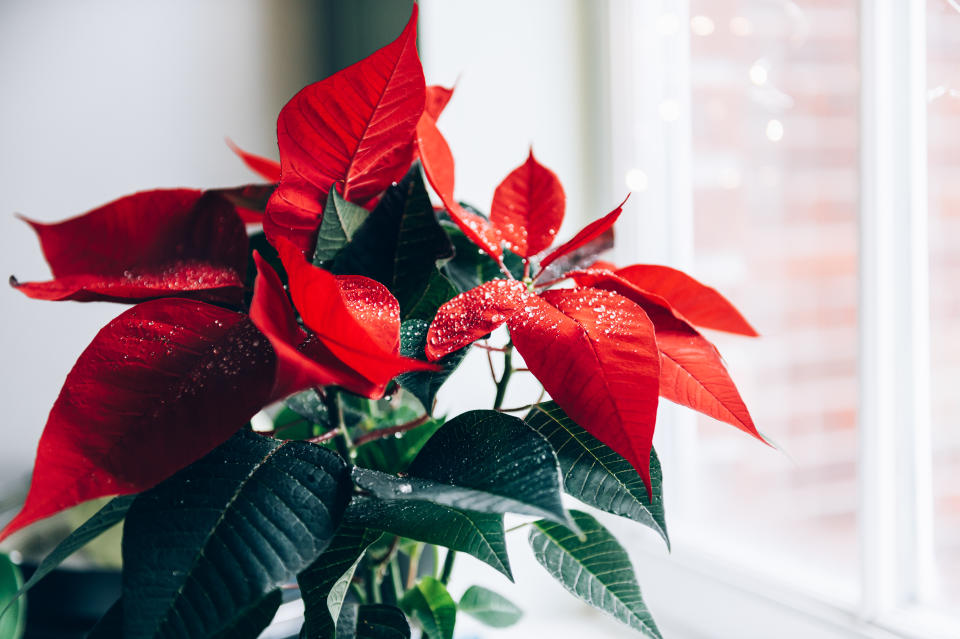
[2, 3, 761, 541]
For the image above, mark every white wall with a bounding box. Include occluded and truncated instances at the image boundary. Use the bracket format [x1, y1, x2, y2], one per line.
[0, 0, 317, 485]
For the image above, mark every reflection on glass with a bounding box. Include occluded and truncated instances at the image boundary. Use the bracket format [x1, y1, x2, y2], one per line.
[927, 0, 960, 614]
[683, 0, 860, 599]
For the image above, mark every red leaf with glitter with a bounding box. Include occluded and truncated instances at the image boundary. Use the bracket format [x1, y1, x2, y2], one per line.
[11, 189, 247, 304]
[425, 84, 454, 121]
[507, 288, 660, 495]
[265, 4, 425, 253]
[416, 113, 503, 261]
[425, 279, 531, 360]
[0, 299, 275, 541]
[490, 150, 565, 257]
[226, 138, 281, 183]
[646, 305, 762, 440]
[249, 252, 383, 399]
[539, 196, 628, 270]
[615, 264, 758, 336]
[275, 240, 436, 397]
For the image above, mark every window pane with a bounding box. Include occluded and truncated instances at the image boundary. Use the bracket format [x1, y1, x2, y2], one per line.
[682, 0, 860, 599]
[927, 0, 960, 613]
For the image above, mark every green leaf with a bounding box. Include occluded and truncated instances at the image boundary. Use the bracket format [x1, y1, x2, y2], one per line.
[395, 320, 467, 412]
[441, 220, 524, 293]
[525, 402, 668, 546]
[92, 591, 283, 639]
[344, 493, 511, 580]
[400, 577, 456, 639]
[528, 511, 661, 638]
[314, 188, 371, 265]
[2, 495, 134, 618]
[0, 554, 25, 639]
[407, 410, 571, 527]
[298, 525, 382, 639]
[331, 166, 454, 315]
[87, 599, 123, 638]
[286, 388, 332, 427]
[354, 416, 444, 475]
[210, 590, 283, 639]
[400, 269, 459, 322]
[458, 585, 523, 628]
[121, 430, 350, 639]
[336, 604, 410, 639]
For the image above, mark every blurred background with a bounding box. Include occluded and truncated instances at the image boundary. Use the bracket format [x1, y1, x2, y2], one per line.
[1, 0, 958, 637]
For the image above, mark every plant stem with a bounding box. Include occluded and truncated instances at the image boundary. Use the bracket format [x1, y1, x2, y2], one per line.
[352, 414, 431, 447]
[439, 550, 456, 585]
[406, 543, 424, 590]
[493, 343, 513, 410]
[390, 554, 404, 600]
[505, 521, 532, 534]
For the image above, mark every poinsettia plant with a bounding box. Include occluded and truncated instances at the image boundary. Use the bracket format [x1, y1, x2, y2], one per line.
[0, 5, 766, 638]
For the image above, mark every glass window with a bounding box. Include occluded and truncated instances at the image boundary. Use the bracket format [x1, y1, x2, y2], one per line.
[681, 0, 860, 600]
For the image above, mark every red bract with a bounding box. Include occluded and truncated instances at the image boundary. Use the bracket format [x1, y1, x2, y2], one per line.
[490, 150, 565, 257]
[416, 112, 503, 261]
[11, 189, 248, 304]
[646, 305, 762, 440]
[251, 240, 437, 400]
[0, 299, 275, 541]
[265, 4, 425, 253]
[426, 279, 662, 494]
[614, 264, 758, 336]
[539, 196, 627, 270]
[226, 138, 282, 183]
[425, 279, 531, 359]
[510, 289, 661, 494]
[425, 84, 454, 121]
[569, 266, 764, 441]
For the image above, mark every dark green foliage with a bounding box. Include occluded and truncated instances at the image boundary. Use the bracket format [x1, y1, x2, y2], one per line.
[336, 604, 410, 639]
[121, 430, 351, 639]
[528, 511, 661, 638]
[330, 166, 455, 317]
[2, 495, 133, 618]
[395, 320, 467, 413]
[525, 402, 669, 546]
[299, 525, 382, 639]
[313, 189, 371, 265]
[440, 221, 524, 292]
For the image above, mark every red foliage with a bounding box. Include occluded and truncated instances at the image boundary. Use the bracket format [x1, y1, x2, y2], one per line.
[11, 189, 247, 304]
[0, 300, 275, 541]
[264, 5, 425, 253]
[490, 150, 565, 257]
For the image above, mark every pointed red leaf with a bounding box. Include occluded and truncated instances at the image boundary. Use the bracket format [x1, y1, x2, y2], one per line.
[490, 150, 565, 257]
[249, 252, 382, 399]
[10, 265, 242, 304]
[416, 113, 503, 261]
[226, 138, 282, 183]
[507, 288, 660, 494]
[11, 189, 248, 304]
[276, 239, 437, 396]
[614, 264, 758, 336]
[568, 267, 691, 326]
[425, 84, 454, 121]
[0, 299, 275, 541]
[425, 279, 531, 360]
[538, 196, 628, 270]
[265, 5, 425, 252]
[646, 305, 763, 441]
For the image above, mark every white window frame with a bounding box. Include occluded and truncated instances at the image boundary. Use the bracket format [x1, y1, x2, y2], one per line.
[606, 1, 958, 637]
